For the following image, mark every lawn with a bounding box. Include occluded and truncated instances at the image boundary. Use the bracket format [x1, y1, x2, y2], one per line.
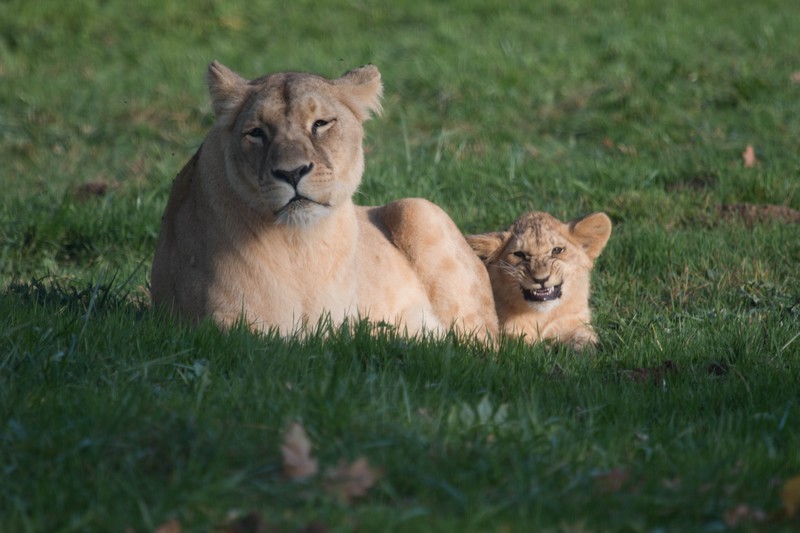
[1, 0, 799, 530]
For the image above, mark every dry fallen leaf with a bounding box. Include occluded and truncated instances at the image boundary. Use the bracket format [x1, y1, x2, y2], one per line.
[617, 143, 637, 157]
[219, 512, 325, 533]
[724, 504, 766, 527]
[323, 456, 381, 504]
[792, 72, 800, 84]
[782, 475, 800, 517]
[281, 421, 318, 480]
[219, 511, 273, 533]
[742, 144, 757, 167]
[154, 518, 182, 533]
[593, 468, 630, 494]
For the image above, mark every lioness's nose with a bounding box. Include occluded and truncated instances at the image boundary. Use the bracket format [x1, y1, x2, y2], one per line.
[272, 163, 314, 187]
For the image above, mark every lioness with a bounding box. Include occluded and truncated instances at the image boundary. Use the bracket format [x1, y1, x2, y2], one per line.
[151, 61, 498, 339]
[467, 211, 611, 351]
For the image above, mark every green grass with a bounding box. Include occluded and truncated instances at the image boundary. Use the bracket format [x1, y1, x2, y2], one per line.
[2, 0, 800, 530]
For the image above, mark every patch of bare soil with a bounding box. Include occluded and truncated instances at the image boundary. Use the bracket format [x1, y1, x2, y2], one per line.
[74, 180, 110, 200]
[664, 173, 717, 192]
[718, 203, 800, 225]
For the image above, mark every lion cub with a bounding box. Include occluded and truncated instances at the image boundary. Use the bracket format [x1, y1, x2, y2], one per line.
[467, 211, 612, 351]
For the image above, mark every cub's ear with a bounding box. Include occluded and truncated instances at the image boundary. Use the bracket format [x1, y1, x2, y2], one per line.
[334, 64, 383, 121]
[466, 231, 510, 263]
[207, 60, 249, 126]
[569, 212, 612, 261]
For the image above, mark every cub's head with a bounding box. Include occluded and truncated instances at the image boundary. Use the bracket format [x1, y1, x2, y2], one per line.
[467, 212, 612, 312]
[205, 61, 383, 226]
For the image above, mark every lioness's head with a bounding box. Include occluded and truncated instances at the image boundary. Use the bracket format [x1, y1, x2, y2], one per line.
[206, 61, 383, 226]
[467, 212, 612, 312]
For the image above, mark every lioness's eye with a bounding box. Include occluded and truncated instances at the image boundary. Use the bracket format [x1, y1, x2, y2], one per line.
[246, 127, 267, 140]
[311, 119, 333, 135]
[513, 251, 528, 259]
[552, 247, 565, 256]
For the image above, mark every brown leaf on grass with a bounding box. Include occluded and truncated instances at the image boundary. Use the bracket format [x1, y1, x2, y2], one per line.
[219, 511, 328, 533]
[219, 512, 324, 533]
[742, 144, 757, 167]
[524, 143, 541, 158]
[323, 457, 381, 504]
[792, 72, 800, 84]
[593, 468, 630, 494]
[281, 422, 318, 480]
[219, 512, 270, 533]
[222, 511, 289, 533]
[782, 475, 800, 517]
[219, 511, 271, 533]
[154, 518, 182, 533]
[600, 137, 637, 157]
[723, 504, 767, 527]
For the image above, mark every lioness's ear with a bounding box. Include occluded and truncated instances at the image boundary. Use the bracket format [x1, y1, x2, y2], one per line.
[466, 231, 510, 263]
[207, 60, 249, 125]
[569, 212, 612, 261]
[334, 64, 383, 121]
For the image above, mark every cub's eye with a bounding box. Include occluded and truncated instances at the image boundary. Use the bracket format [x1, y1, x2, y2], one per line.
[513, 251, 529, 260]
[311, 119, 334, 135]
[551, 247, 565, 256]
[245, 127, 267, 141]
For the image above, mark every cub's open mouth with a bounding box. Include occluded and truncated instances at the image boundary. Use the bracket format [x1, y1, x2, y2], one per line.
[522, 283, 563, 302]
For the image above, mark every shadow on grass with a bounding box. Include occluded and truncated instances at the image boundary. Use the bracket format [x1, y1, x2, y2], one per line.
[3, 273, 151, 319]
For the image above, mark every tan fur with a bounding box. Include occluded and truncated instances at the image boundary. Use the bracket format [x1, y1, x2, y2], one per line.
[151, 62, 498, 340]
[467, 211, 611, 351]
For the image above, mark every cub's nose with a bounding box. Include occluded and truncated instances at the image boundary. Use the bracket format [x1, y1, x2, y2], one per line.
[272, 163, 314, 187]
[531, 274, 550, 287]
